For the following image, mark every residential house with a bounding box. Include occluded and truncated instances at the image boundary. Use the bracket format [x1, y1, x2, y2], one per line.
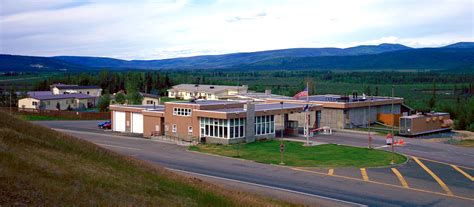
[167, 84, 248, 100]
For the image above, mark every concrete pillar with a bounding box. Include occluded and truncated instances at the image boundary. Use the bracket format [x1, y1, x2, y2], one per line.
[245, 102, 255, 143]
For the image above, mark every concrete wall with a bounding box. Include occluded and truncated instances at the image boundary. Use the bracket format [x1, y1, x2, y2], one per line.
[320, 108, 345, 129]
[319, 104, 401, 129]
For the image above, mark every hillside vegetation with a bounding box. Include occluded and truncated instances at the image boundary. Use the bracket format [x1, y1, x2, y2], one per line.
[0, 111, 296, 206]
[1, 42, 473, 71]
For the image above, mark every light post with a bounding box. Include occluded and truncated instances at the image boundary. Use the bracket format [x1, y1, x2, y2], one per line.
[368, 94, 372, 149]
[390, 85, 395, 164]
[280, 101, 284, 165]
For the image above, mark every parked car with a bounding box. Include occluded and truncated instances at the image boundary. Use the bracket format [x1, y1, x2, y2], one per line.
[102, 122, 111, 129]
[97, 120, 111, 129]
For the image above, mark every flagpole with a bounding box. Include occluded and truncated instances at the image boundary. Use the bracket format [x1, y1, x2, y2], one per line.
[306, 81, 309, 146]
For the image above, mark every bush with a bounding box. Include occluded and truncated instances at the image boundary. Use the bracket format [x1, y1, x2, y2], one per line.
[115, 92, 126, 104]
[98, 93, 111, 112]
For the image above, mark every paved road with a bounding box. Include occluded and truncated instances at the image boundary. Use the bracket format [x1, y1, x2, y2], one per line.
[309, 131, 474, 168]
[36, 121, 474, 206]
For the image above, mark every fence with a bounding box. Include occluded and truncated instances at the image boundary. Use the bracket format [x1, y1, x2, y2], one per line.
[0, 107, 110, 120]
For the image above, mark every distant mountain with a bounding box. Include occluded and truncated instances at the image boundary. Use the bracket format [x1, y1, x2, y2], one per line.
[0, 54, 85, 72]
[53, 43, 412, 69]
[1, 42, 473, 72]
[443, 42, 474, 49]
[237, 48, 474, 71]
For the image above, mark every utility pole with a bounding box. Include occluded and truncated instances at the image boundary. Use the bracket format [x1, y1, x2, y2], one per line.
[305, 81, 310, 146]
[368, 94, 372, 149]
[280, 101, 284, 165]
[390, 85, 395, 164]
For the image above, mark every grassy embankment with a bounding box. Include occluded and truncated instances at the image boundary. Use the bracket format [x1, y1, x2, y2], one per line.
[457, 139, 474, 147]
[190, 140, 407, 168]
[0, 111, 297, 206]
[18, 114, 76, 121]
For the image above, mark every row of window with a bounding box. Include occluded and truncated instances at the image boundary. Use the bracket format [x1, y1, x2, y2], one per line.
[255, 115, 275, 135]
[168, 116, 276, 139]
[173, 107, 192, 116]
[32, 100, 78, 106]
[199, 117, 246, 139]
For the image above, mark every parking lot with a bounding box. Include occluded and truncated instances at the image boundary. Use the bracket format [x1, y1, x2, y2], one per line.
[293, 157, 473, 201]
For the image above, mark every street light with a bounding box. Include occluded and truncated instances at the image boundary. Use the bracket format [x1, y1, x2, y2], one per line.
[368, 94, 372, 149]
[390, 85, 395, 164]
[280, 101, 284, 165]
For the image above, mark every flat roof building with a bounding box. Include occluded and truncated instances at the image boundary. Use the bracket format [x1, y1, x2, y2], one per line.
[267, 94, 405, 129]
[399, 112, 452, 136]
[168, 84, 248, 100]
[110, 100, 322, 144]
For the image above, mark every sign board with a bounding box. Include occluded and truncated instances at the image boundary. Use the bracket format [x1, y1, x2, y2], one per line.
[280, 144, 285, 152]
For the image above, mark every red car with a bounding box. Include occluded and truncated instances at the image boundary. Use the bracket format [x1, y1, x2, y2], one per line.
[102, 122, 111, 129]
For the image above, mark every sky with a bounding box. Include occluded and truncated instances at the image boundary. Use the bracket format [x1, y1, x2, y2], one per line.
[0, 0, 473, 60]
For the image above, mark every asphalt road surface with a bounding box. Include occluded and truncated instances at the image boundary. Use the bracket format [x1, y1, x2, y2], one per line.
[36, 121, 474, 206]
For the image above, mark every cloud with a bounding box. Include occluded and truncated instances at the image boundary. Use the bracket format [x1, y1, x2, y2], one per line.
[226, 12, 267, 22]
[0, 0, 473, 59]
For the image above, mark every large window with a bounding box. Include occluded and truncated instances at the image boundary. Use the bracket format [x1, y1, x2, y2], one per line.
[255, 115, 275, 136]
[200, 117, 245, 139]
[173, 107, 192, 116]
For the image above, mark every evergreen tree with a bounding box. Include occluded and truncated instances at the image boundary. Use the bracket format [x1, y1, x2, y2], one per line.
[145, 72, 153, 93]
[126, 73, 143, 105]
[115, 92, 126, 104]
[164, 75, 171, 88]
[98, 93, 111, 112]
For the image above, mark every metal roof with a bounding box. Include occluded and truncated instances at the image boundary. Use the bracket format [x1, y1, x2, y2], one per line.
[51, 84, 101, 90]
[139, 92, 160, 98]
[203, 102, 313, 113]
[277, 94, 402, 103]
[28, 93, 95, 100]
[27, 91, 53, 96]
[171, 100, 245, 106]
[168, 84, 247, 94]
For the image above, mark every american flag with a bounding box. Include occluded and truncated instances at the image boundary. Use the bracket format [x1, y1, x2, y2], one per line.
[293, 87, 308, 99]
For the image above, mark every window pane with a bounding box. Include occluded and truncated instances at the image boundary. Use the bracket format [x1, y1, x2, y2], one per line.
[230, 127, 234, 138]
[240, 126, 244, 137]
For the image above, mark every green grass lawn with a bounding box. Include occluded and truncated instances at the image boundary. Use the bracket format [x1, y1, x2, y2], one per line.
[18, 114, 76, 121]
[190, 140, 407, 168]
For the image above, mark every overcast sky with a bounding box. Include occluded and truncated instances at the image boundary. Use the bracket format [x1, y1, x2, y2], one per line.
[0, 0, 473, 60]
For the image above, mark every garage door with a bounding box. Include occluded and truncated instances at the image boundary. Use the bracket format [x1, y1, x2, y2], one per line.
[131, 113, 143, 133]
[114, 111, 126, 132]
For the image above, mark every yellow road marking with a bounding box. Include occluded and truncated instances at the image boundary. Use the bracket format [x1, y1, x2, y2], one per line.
[451, 164, 474, 181]
[360, 168, 369, 181]
[416, 157, 474, 170]
[290, 167, 474, 202]
[328, 168, 334, 176]
[391, 168, 409, 188]
[412, 156, 453, 196]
